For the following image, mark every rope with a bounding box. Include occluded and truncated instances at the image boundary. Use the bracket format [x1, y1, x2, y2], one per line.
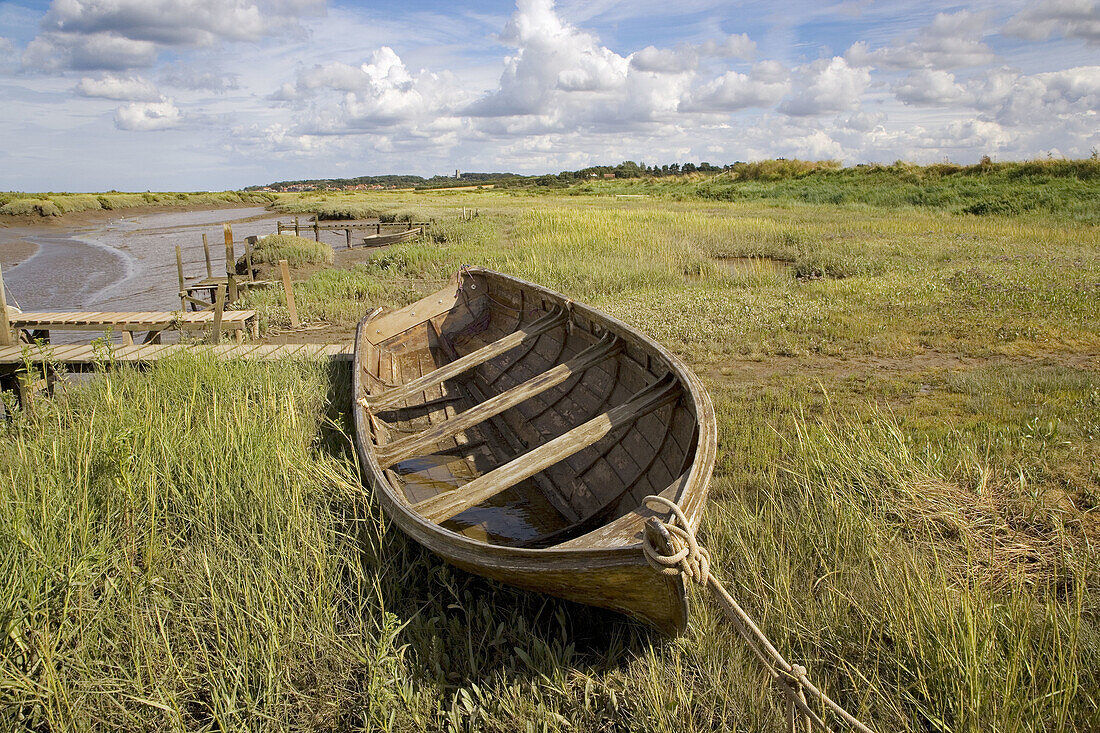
[641, 495, 876, 733]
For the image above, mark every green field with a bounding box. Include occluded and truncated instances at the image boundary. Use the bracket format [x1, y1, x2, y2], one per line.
[2, 167, 1099, 731]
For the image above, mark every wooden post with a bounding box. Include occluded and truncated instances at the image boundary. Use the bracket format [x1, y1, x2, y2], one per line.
[407, 220, 412, 231]
[313, 220, 320, 242]
[345, 228, 351, 249]
[279, 259, 299, 327]
[212, 284, 225, 343]
[294, 217, 300, 236]
[202, 233, 213, 278]
[244, 236, 257, 282]
[175, 245, 186, 311]
[223, 224, 238, 302]
[277, 221, 284, 234]
[0, 264, 12, 346]
[376, 222, 381, 235]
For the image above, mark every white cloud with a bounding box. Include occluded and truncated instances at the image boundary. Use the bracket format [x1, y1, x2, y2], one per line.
[700, 33, 756, 60]
[22, 0, 323, 71]
[277, 46, 468, 135]
[160, 69, 240, 93]
[1003, 0, 1100, 45]
[75, 74, 161, 101]
[24, 32, 158, 71]
[895, 69, 967, 105]
[780, 57, 869, 116]
[114, 98, 181, 130]
[970, 65, 1100, 125]
[467, 0, 630, 116]
[630, 46, 697, 74]
[846, 10, 995, 70]
[683, 62, 789, 111]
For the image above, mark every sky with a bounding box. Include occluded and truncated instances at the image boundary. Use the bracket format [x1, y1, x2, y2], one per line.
[0, 0, 1097, 191]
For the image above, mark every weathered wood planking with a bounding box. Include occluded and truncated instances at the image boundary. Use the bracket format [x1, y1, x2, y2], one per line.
[0, 342, 352, 367]
[353, 268, 717, 634]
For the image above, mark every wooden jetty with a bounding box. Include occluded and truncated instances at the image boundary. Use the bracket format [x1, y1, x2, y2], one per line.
[353, 268, 716, 634]
[1, 341, 352, 409]
[0, 341, 351, 369]
[276, 217, 429, 247]
[10, 309, 258, 345]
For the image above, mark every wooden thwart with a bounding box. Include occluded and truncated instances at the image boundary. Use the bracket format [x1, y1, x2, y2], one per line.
[366, 307, 566, 410]
[373, 333, 622, 468]
[413, 375, 681, 524]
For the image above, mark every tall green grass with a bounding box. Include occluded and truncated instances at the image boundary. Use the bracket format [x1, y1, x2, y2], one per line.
[572, 159, 1100, 223]
[0, 357, 408, 729]
[236, 234, 335, 271]
[3, 183, 1098, 730]
[0, 191, 275, 217]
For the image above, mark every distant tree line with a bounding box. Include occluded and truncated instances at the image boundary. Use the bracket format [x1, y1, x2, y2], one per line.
[245, 172, 521, 192]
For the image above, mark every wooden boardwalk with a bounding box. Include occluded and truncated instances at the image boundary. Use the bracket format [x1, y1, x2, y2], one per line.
[0, 342, 352, 368]
[12, 310, 259, 344]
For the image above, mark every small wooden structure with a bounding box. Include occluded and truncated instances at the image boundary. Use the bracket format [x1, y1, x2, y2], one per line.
[9, 310, 258, 345]
[0, 341, 351, 410]
[177, 227, 272, 310]
[276, 218, 429, 246]
[353, 268, 717, 634]
[0, 341, 350, 369]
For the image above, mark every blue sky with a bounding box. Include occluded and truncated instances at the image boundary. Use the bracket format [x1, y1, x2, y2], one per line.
[0, 0, 1097, 190]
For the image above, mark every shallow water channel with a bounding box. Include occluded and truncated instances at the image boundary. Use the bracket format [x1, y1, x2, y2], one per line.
[2, 207, 283, 315]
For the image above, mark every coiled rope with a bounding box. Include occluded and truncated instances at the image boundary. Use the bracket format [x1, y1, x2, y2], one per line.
[640, 495, 875, 733]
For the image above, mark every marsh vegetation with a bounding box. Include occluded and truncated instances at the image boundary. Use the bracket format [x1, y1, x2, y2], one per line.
[2, 167, 1098, 730]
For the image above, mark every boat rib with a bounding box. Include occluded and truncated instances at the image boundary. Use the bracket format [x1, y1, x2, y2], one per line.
[412, 374, 681, 524]
[365, 306, 566, 410]
[374, 333, 622, 468]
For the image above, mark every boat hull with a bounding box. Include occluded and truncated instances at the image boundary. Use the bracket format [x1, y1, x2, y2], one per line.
[353, 268, 716, 633]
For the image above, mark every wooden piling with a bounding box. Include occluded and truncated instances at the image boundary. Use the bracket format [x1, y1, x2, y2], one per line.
[279, 259, 299, 327]
[212, 284, 225, 343]
[245, 235, 257, 282]
[313, 220, 320, 242]
[0, 264, 12, 346]
[175, 245, 186, 311]
[294, 217, 300, 236]
[223, 224, 238, 302]
[202, 233, 213, 278]
[345, 228, 351, 249]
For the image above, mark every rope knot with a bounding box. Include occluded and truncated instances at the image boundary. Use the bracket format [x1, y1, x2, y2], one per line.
[640, 495, 710, 584]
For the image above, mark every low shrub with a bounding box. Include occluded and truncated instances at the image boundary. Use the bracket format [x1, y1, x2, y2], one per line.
[236, 234, 335, 273]
[0, 199, 61, 216]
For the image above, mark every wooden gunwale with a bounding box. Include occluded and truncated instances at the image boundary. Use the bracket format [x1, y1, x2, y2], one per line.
[353, 268, 717, 633]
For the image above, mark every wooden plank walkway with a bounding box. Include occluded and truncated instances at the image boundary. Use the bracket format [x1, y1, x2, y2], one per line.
[11, 309, 259, 344]
[0, 342, 352, 367]
[13, 310, 255, 330]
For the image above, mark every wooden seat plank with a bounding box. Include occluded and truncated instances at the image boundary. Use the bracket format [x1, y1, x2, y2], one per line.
[367, 308, 565, 410]
[375, 334, 621, 468]
[412, 375, 680, 524]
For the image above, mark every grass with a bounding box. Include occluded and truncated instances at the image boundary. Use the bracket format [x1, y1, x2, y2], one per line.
[0, 191, 275, 217]
[237, 234, 336, 271]
[568, 159, 1100, 224]
[2, 172, 1099, 730]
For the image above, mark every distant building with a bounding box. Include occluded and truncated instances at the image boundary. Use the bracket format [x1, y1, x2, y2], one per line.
[455, 169, 461, 178]
[603, 173, 616, 179]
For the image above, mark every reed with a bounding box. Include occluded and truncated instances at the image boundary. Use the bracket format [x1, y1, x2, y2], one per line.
[2, 180, 1098, 730]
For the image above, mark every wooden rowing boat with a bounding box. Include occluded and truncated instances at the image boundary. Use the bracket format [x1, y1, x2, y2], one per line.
[352, 268, 716, 633]
[360, 227, 421, 247]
